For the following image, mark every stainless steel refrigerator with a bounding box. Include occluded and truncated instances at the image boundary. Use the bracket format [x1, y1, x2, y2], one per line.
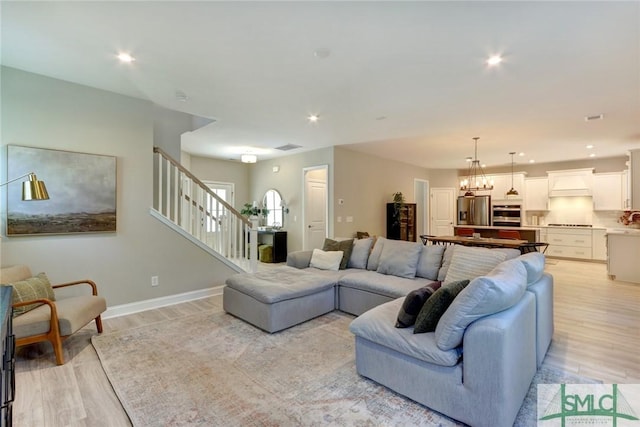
[457, 195, 491, 226]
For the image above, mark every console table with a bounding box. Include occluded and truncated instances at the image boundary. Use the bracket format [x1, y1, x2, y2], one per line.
[258, 230, 288, 263]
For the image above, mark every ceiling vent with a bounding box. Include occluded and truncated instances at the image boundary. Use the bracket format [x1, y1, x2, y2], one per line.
[584, 114, 604, 122]
[275, 144, 302, 151]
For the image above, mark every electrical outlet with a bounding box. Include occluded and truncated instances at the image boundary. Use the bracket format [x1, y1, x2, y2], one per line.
[151, 276, 159, 287]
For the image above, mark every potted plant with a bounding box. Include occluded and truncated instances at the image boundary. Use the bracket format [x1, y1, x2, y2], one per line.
[391, 192, 406, 228]
[240, 203, 269, 225]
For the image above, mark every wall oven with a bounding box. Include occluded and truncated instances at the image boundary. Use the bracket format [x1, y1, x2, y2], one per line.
[492, 204, 522, 227]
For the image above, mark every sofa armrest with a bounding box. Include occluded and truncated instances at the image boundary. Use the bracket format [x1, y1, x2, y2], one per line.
[461, 292, 537, 427]
[286, 250, 313, 269]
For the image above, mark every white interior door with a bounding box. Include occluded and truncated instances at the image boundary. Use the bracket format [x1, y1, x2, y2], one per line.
[430, 188, 456, 236]
[303, 166, 328, 250]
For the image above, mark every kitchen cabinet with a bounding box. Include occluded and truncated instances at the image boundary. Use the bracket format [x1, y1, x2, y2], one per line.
[524, 177, 549, 211]
[593, 172, 626, 210]
[490, 173, 525, 201]
[545, 228, 592, 260]
[631, 149, 640, 210]
[622, 170, 630, 209]
[591, 229, 607, 261]
[607, 232, 640, 283]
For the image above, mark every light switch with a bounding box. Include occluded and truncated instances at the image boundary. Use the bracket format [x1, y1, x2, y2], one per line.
[346, 216, 353, 223]
[337, 216, 342, 223]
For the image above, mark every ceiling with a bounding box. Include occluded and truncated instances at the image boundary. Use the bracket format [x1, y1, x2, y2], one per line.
[2, 1, 639, 169]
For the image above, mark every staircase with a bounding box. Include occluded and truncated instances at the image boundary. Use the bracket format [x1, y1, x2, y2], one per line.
[151, 147, 257, 273]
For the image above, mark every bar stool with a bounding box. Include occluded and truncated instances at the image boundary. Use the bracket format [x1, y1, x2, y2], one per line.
[456, 228, 475, 237]
[498, 229, 521, 240]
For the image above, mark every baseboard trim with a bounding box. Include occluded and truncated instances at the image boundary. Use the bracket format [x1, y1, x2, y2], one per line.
[102, 286, 225, 319]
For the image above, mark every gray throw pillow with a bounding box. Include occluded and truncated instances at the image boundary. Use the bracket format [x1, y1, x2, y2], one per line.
[416, 245, 446, 280]
[322, 238, 354, 270]
[413, 279, 470, 334]
[348, 237, 374, 269]
[395, 282, 442, 328]
[376, 240, 422, 279]
[366, 237, 386, 271]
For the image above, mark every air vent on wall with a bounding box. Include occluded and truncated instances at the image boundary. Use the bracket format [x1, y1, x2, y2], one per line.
[275, 144, 302, 151]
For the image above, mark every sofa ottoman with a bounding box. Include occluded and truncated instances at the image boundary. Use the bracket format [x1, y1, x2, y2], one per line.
[223, 266, 337, 333]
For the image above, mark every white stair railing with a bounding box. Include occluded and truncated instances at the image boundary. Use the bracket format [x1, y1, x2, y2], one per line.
[153, 147, 257, 272]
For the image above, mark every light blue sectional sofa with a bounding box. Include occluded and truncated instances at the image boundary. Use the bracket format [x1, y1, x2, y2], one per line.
[223, 237, 554, 427]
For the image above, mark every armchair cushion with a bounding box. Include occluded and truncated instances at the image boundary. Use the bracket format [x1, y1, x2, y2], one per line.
[6, 273, 56, 316]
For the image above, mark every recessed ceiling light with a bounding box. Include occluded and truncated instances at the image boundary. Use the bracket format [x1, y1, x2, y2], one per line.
[518, 152, 525, 157]
[487, 55, 502, 66]
[586, 144, 594, 149]
[589, 153, 596, 158]
[308, 114, 319, 123]
[529, 159, 536, 163]
[117, 52, 135, 63]
[465, 157, 473, 162]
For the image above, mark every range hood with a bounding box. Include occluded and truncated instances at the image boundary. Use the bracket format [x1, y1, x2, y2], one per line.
[548, 169, 593, 197]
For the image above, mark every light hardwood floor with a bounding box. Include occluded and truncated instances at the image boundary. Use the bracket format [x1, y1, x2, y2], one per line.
[12, 259, 640, 427]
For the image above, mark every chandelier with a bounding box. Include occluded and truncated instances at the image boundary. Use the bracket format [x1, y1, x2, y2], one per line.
[460, 137, 494, 197]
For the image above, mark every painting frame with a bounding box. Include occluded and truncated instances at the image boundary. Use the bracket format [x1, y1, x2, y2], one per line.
[6, 145, 117, 236]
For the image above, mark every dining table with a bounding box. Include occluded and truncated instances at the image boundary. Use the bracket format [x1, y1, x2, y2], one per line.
[419, 235, 548, 253]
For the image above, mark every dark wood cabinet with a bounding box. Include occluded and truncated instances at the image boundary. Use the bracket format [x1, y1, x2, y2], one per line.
[1, 287, 14, 427]
[258, 230, 288, 263]
[386, 203, 417, 242]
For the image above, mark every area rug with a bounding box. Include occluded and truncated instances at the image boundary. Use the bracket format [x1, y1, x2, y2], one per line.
[92, 310, 596, 427]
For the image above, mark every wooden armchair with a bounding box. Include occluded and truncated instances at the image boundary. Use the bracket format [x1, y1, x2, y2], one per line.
[1, 265, 106, 365]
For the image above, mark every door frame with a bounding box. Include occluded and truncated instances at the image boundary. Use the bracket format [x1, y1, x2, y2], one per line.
[414, 178, 430, 238]
[302, 165, 329, 250]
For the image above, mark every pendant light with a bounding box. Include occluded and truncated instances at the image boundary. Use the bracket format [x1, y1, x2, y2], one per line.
[460, 137, 494, 197]
[506, 152, 519, 197]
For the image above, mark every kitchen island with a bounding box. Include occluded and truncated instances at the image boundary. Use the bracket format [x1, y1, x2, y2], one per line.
[453, 225, 539, 242]
[607, 229, 640, 284]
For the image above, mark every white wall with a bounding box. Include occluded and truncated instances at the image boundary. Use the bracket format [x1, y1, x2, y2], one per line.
[1, 67, 236, 306]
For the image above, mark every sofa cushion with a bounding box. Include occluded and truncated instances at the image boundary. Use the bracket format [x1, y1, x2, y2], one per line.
[349, 298, 462, 367]
[323, 238, 354, 270]
[225, 266, 337, 303]
[309, 249, 343, 271]
[395, 281, 441, 328]
[339, 271, 437, 299]
[437, 245, 456, 281]
[366, 237, 386, 271]
[435, 259, 528, 351]
[348, 237, 374, 269]
[443, 245, 507, 285]
[7, 273, 56, 316]
[416, 245, 446, 280]
[518, 252, 545, 286]
[377, 240, 422, 279]
[414, 279, 470, 334]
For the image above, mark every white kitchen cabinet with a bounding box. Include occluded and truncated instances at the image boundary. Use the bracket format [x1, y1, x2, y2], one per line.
[591, 229, 607, 261]
[593, 172, 625, 210]
[607, 232, 640, 283]
[489, 173, 525, 201]
[622, 170, 630, 209]
[545, 228, 592, 260]
[524, 177, 549, 211]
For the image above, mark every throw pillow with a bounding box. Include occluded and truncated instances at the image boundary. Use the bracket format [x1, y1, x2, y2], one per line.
[443, 245, 507, 285]
[8, 272, 55, 316]
[435, 259, 527, 350]
[309, 249, 344, 271]
[376, 240, 423, 279]
[413, 279, 470, 334]
[366, 237, 386, 271]
[518, 252, 545, 286]
[322, 238, 354, 270]
[416, 245, 446, 280]
[356, 231, 370, 239]
[348, 237, 374, 269]
[395, 281, 442, 328]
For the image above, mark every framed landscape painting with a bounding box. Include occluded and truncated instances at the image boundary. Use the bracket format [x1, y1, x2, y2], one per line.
[7, 145, 117, 235]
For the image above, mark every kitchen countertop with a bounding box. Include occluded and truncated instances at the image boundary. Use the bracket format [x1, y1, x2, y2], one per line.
[454, 225, 537, 231]
[606, 228, 640, 236]
[521, 225, 607, 230]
